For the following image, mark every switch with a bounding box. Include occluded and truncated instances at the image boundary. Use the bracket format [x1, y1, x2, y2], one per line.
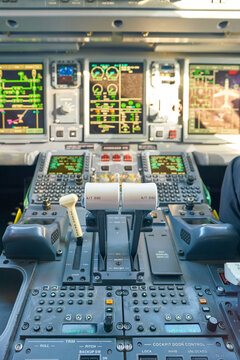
[104, 315, 113, 333]
[187, 174, 195, 185]
[199, 299, 207, 304]
[168, 129, 177, 139]
[101, 154, 110, 162]
[112, 154, 121, 161]
[207, 316, 218, 332]
[156, 130, 163, 138]
[124, 166, 132, 171]
[69, 130, 77, 137]
[106, 299, 113, 305]
[123, 154, 132, 162]
[56, 130, 64, 137]
[101, 166, 109, 171]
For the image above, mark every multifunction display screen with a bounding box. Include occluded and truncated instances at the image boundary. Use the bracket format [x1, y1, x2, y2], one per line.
[149, 155, 186, 175]
[57, 64, 77, 86]
[189, 64, 240, 135]
[89, 62, 144, 135]
[48, 156, 84, 174]
[0, 64, 44, 134]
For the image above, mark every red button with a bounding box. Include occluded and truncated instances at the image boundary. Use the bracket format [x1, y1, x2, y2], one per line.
[123, 154, 132, 162]
[101, 153, 110, 162]
[112, 154, 121, 161]
[168, 130, 177, 139]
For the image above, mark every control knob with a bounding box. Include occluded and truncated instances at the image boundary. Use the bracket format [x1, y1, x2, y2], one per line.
[42, 197, 51, 210]
[185, 197, 194, 211]
[207, 316, 218, 332]
[187, 174, 195, 185]
[104, 315, 113, 333]
[57, 104, 71, 115]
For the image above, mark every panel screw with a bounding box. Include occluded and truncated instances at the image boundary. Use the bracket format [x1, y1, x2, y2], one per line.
[117, 343, 125, 351]
[125, 343, 133, 351]
[15, 344, 23, 352]
[226, 342, 234, 351]
[56, 249, 62, 256]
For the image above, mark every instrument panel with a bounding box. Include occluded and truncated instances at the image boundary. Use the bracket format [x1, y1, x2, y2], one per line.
[0, 55, 240, 145]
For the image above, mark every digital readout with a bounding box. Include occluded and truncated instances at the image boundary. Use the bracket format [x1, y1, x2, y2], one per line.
[48, 156, 84, 174]
[62, 324, 97, 335]
[149, 155, 186, 175]
[165, 323, 201, 334]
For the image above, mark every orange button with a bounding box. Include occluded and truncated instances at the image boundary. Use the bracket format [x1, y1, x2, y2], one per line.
[106, 299, 113, 305]
[199, 299, 207, 304]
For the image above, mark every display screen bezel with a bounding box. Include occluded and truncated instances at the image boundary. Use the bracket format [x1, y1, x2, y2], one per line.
[47, 155, 84, 175]
[84, 58, 147, 142]
[0, 58, 47, 143]
[183, 58, 240, 144]
[149, 155, 186, 175]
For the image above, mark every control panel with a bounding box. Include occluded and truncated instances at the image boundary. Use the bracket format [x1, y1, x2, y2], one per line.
[28, 151, 91, 205]
[1, 0, 240, 10]
[142, 152, 205, 205]
[0, 56, 239, 146]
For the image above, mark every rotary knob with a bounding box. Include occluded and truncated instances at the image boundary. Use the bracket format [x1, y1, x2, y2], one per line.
[104, 315, 113, 333]
[187, 174, 195, 185]
[207, 316, 218, 332]
[57, 104, 71, 115]
[185, 197, 194, 211]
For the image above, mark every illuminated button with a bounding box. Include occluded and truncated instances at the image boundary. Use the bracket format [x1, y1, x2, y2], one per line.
[76, 314, 82, 321]
[168, 130, 177, 139]
[101, 154, 110, 162]
[86, 314, 92, 321]
[123, 154, 132, 162]
[69, 130, 77, 137]
[112, 154, 121, 161]
[199, 299, 207, 304]
[106, 307, 113, 313]
[106, 299, 113, 305]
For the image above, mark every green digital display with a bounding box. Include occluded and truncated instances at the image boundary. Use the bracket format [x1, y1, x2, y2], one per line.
[149, 155, 186, 175]
[89, 62, 143, 135]
[48, 156, 84, 174]
[0, 64, 44, 135]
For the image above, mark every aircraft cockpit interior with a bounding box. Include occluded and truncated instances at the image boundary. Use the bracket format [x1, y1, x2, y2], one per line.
[1, 1, 240, 359]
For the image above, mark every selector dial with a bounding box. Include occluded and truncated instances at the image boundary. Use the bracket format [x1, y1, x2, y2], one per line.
[57, 104, 71, 115]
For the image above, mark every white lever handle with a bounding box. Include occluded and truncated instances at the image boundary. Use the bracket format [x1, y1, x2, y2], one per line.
[59, 194, 83, 239]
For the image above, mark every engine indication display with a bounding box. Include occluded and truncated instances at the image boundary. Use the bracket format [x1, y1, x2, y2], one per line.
[89, 62, 144, 135]
[48, 156, 84, 174]
[149, 155, 186, 174]
[189, 64, 240, 135]
[0, 64, 44, 135]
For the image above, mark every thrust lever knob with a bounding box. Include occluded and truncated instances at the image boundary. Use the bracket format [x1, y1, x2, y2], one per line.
[104, 316, 113, 333]
[186, 197, 194, 211]
[42, 197, 51, 210]
[207, 316, 218, 332]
